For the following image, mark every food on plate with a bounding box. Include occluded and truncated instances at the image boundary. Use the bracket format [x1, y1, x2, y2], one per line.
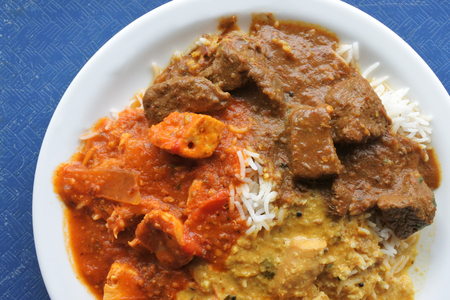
[324, 75, 391, 144]
[143, 76, 230, 124]
[289, 104, 342, 179]
[53, 14, 440, 300]
[148, 112, 226, 158]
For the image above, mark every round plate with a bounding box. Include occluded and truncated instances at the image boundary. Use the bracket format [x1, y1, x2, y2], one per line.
[33, 0, 450, 299]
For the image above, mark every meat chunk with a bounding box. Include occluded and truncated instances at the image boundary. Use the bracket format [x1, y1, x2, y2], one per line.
[200, 34, 284, 104]
[253, 21, 353, 107]
[324, 75, 391, 144]
[154, 56, 194, 84]
[270, 237, 328, 298]
[289, 105, 342, 179]
[103, 262, 143, 300]
[329, 131, 436, 238]
[154, 36, 218, 84]
[129, 210, 201, 269]
[143, 76, 230, 124]
[378, 170, 436, 239]
[200, 34, 250, 91]
[148, 112, 225, 159]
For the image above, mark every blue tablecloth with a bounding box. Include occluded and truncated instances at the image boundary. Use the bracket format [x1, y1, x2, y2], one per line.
[1, 0, 449, 299]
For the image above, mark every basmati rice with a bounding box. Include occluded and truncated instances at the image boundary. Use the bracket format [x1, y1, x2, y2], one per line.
[231, 149, 281, 235]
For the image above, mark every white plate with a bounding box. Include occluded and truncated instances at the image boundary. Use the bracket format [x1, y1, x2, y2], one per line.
[33, 0, 450, 299]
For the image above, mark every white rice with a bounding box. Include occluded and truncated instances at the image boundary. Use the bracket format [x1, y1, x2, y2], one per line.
[366, 213, 402, 257]
[79, 130, 100, 140]
[364, 213, 416, 280]
[336, 42, 359, 65]
[231, 149, 280, 235]
[127, 89, 145, 109]
[151, 62, 161, 81]
[110, 109, 120, 122]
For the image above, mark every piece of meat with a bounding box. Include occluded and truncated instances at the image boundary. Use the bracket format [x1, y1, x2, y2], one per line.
[148, 112, 225, 159]
[143, 76, 230, 124]
[328, 131, 436, 238]
[270, 237, 328, 298]
[200, 34, 249, 91]
[326, 179, 353, 216]
[107, 208, 141, 239]
[154, 37, 218, 84]
[200, 34, 285, 105]
[324, 74, 391, 144]
[253, 22, 353, 107]
[154, 56, 194, 84]
[129, 210, 201, 269]
[103, 262, 144, 300]
[289, 105, 342, 179]
[378, 170, 436, 239]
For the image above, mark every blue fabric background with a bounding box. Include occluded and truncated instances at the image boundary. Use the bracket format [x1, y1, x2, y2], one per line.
[0, 0, 449, 298]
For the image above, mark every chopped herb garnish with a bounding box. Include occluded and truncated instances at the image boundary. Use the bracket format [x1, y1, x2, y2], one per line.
[419, 177, 424, 183]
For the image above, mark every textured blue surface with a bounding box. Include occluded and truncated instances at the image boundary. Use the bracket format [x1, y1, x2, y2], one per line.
[0, 0, 449, 299]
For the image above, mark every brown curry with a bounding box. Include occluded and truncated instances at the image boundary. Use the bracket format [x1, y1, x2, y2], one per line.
[54, 14, 440, 300]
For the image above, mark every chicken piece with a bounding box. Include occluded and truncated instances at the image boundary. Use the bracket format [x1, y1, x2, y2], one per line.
[186, 180, 207, 208]
[148, 112, 225, 159]
[289, 104, 342, 179]
[129, 210, 201, 269]
[143, 76, 230, 125]
[270, 237, 328, 298]
[106, 204, 148, 239]
[103, 262, 144, 300]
